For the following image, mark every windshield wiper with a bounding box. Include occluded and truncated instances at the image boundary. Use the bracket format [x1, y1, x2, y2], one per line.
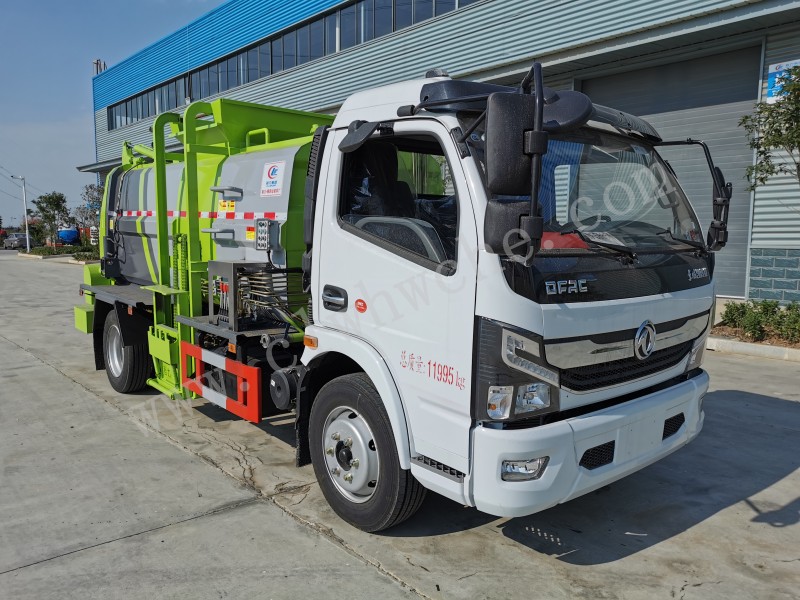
[560, 229, 638, 263]
[655, 228, 707, 253]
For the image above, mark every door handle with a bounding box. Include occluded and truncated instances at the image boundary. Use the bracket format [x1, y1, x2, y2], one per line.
[322, 285, 348, 312]
[201, 228, 235, 237]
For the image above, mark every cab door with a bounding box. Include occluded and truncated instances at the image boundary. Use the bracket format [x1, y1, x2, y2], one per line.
[315, 120, 478, 473]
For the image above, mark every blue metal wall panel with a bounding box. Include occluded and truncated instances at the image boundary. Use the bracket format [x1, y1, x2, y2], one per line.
[93, 0, 344, 111]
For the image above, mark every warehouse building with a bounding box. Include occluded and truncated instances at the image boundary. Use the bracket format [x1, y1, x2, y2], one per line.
[80, 0, 800, 302]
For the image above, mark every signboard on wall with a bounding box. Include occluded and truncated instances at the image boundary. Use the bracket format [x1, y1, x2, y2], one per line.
[766, 59, 800, 103]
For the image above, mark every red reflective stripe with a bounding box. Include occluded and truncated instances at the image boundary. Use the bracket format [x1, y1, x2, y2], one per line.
[243, 212, 255, 220]
[265, 212, 276, 220]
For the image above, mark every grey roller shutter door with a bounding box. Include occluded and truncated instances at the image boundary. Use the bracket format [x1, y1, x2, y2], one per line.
[581, 47, 761, 297]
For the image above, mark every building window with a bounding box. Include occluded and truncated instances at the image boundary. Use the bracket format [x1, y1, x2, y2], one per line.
[414, 0, 433, 23]
[325, 13, 338, 55]
[246, 48, 258, 83]
[272, 37, 283, 73]
[310, 19, 324, 61]
[375, 0, 392, 36]
[357, 0, 374, 43]
[297, 24, 310, 65]
[283, 30, 297, 69]
[208, 63, 219, 96]
[258, 42, 271, 78]
[436, 0, 455, 15]
[395, 0, 412, 30]
[340, 4, 357, 50]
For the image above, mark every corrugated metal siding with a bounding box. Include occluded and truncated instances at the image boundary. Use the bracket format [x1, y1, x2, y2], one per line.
[581, 47, 761, 297]
[94, 0, 765, 112]
[93, 0, 344, 110]
[94, 0, 778, 161]
[751, 27, 800, 248]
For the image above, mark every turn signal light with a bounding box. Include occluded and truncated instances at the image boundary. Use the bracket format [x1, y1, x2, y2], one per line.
[303, 335, 318, 349]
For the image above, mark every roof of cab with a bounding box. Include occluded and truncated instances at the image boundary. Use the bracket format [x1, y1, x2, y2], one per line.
[332, 77, 450, 128]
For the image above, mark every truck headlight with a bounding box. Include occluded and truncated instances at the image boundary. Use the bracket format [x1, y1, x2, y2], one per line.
[475, 317, 560, 423]
[516, 382, 551, 414]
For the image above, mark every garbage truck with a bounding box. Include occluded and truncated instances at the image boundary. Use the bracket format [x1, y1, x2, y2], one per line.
[75, 63, 731, 532]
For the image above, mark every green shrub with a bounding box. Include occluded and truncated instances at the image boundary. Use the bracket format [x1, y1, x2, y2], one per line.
[740, 309, 766, 341]
[756, 299, 781, 326]
[27, 246, 77, 256]
[776, 302, 800, 343]
[73, 252, 100, 262]
[721, 301, 748, 328]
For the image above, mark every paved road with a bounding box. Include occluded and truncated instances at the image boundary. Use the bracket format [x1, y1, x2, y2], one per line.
[1, 251, 799, 599]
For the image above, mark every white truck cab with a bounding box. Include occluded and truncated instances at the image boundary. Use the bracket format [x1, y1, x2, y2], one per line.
[298, 67, 726, 530]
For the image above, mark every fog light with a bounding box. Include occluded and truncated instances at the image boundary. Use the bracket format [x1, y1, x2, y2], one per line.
[501, 457, 550, 481]
[487, 386, 513, 420]
[516, 382, 550, 414]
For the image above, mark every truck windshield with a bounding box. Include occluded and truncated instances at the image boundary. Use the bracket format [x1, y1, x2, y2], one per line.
[464, 123, 705, 254]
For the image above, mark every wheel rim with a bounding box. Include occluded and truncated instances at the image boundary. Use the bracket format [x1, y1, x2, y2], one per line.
[321, 405, 380, 504]
[106, 323, 124, 378]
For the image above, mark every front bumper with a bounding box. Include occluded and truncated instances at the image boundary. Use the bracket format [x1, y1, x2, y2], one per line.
[470, 371, 708, 517]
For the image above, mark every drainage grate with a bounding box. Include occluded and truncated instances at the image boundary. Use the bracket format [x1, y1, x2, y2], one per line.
[579, 440, 615, 470]
[662, 413, 686, 439]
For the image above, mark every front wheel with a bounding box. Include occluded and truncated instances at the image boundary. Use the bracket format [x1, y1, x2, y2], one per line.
[309, 373, 426, 532]
[102, 309, 150, 393]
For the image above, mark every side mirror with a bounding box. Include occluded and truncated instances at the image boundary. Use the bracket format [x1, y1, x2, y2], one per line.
[707, 166, 732, 251]
[484, 90, 593, 196]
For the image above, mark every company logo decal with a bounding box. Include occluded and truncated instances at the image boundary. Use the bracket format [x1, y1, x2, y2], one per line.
[545, 279, 589, 295]
[634, 320, 657, 360]
[688, 267, 709, 282]
[355, 299, 367, 313]
[261, 161, 286, 197]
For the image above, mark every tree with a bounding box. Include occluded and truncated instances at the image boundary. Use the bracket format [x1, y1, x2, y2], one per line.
[739, 65, 800, 190]
[71, 184, 104, 230]
[32, 192, 70, 245]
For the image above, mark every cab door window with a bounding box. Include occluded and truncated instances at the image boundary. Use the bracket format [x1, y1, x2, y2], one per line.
[339, 135, 458, 272]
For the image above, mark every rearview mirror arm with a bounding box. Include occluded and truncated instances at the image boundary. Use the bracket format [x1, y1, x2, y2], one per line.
[521, 63, 547, 260]
[657, 139, 732, 251]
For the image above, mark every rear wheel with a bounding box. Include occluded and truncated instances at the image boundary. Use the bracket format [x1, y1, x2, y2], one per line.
[309, 373, 426, 532]
[103, 310, 150, 393]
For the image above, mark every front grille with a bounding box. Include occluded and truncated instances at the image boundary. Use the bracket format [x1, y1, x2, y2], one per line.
[560, 341, 692, 392]
[662, 413, 686, 439]
[579, 440, 615, 470]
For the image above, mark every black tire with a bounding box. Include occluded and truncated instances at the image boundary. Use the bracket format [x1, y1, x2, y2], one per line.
[309, 373, 426, 532]
[102, 310, 150, 393]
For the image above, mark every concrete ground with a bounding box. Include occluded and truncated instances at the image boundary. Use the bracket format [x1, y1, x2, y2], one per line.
[1, 251, 798, 599]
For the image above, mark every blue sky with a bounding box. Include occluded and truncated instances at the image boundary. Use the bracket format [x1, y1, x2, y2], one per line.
[0, 0, 225, 227]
